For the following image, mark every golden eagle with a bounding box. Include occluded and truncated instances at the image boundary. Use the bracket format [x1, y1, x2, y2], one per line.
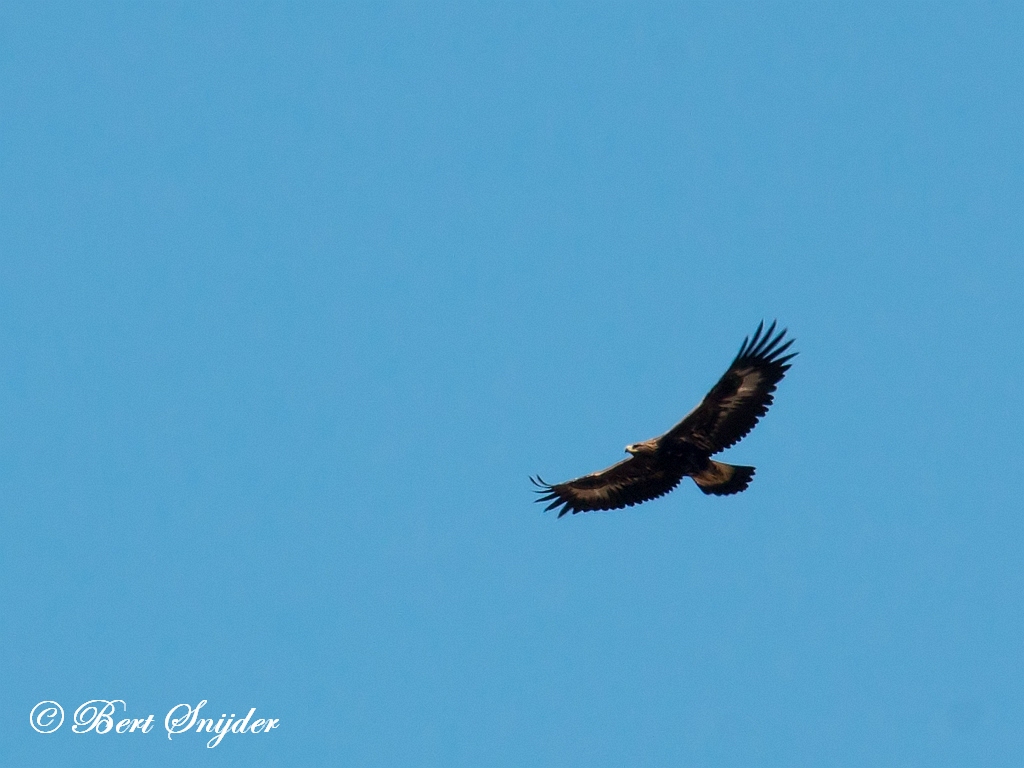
[531, 321, 796, 517]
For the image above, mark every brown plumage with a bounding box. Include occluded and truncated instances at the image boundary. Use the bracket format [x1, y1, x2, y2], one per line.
[531, 321, 796, 517]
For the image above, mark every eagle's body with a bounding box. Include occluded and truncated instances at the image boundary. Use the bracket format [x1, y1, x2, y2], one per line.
[532, 321, 796, 517]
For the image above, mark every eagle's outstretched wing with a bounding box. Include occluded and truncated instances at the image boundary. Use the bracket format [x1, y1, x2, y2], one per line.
[662, 320, 796, 454]
[530, 458, 685, 517]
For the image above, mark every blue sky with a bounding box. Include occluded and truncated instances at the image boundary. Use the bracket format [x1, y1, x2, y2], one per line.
[1, 3, 1021, 766]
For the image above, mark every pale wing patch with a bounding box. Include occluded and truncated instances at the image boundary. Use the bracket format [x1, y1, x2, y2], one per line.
[735, 369, 766, 395]
[568, 484, 619, 503]
[711, 369, 765, 421]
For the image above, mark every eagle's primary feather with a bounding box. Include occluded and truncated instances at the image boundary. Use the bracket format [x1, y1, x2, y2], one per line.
[532, 321, 796, 517]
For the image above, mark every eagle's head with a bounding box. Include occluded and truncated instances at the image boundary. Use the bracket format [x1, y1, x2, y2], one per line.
[625, 440, 657, 456]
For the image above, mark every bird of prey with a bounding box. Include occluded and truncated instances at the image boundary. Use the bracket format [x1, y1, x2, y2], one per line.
[531, 321, 796, 517]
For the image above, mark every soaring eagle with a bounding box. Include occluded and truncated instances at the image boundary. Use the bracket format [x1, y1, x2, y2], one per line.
[532, 321, 796, 517]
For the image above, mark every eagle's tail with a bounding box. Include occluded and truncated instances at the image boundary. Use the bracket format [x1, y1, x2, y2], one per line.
[692, 461, 755, 496]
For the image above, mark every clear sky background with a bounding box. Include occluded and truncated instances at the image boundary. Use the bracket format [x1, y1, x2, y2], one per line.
[1, 3, 1021, 766]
